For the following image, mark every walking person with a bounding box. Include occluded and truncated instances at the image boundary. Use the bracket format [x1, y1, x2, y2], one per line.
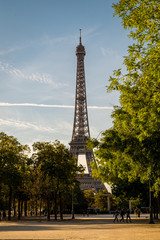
[120, 208, 125, 222]
[126, 209, 132, 223]
[134, 208, 138, 218]
[113, 209, 119, 223]
[137, 209, 141, 218]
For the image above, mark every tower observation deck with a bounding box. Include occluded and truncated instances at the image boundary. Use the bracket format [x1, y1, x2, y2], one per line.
[69, 30, 105, 192]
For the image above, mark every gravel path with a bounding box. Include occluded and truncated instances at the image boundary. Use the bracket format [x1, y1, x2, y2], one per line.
[0, 215, 160, 240]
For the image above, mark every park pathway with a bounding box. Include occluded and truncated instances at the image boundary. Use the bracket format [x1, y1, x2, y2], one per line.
[0, 215, 160, 240]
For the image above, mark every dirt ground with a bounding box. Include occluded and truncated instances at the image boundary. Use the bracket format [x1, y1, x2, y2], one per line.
[0, 215, 160, 240]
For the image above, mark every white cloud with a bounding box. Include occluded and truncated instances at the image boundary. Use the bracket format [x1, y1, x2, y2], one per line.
[0, 61, 54, 84]
[0, 47, 22, 56]
[0, 102, 114, 109]
[0, 118, 56, 133]
[89, 105, 113, 110]
[0, 102, 74, 108]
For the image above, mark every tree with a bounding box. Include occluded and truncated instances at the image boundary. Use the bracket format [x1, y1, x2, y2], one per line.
[32, 140, 80, 220]
[110, 0, 160, 193]
[0, 132, 30, 220]
[84, 190, 95, 209]
[90, 0, 160, 221]
[94, 189, 109, 212]
[70, 183, 88, 215]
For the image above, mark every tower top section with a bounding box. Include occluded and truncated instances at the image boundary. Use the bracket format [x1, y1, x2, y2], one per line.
[76, 29, 86, 56]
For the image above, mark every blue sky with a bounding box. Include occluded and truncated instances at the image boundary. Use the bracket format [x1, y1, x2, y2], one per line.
[0, 0, 131, 147]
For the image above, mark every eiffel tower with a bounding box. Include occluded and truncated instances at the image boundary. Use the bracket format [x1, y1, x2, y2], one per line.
[69, 30, 105, 192]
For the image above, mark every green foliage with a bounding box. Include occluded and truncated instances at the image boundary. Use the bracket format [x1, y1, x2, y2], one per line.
[84, 189, 95, 208]
[0, 132, 30, 219]
[32, 140, 81, 219]
[0, 133, 86, 220]
[72, 184, 88, 213]
[0, 131, 30, 190]
[94, 189, 109, 210]
[32, 140, 79, 186]
[83, 189, 110, 212]
[91, 0, 160, 198]
[112, 179, 149, 209]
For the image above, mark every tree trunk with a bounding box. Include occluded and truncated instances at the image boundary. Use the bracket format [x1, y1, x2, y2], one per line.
[149, 180, 154, 224]
[13, 197, 16, 217]
[8, 186, 12, 221]
[47, 196, 50, 221]
[59, 191, 63, 220]
[158, 194, 160, 219]
[24, 200, 27, 216]
[0, 185, 2, 212]
[35, 200, 38, 216]
[40, 199, 42, 217]
[54, 192, 58, 221]
[21, 200, 23, 217]
[18, 198, 21, 220]
[156, 196, 159, 219]
[153, 196, 158, 219]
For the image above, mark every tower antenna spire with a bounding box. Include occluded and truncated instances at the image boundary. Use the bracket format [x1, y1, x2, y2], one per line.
[79, 29, 82, 44]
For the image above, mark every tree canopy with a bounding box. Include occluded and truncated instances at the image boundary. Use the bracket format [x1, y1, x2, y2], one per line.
[0, 132, 30, 220]
[0, 134, 85, 220]
[91, 0, 160, 196]
[32, 140, 81, 220]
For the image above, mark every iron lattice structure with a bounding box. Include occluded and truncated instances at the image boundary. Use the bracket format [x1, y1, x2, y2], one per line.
[69, 30, 105, 192]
